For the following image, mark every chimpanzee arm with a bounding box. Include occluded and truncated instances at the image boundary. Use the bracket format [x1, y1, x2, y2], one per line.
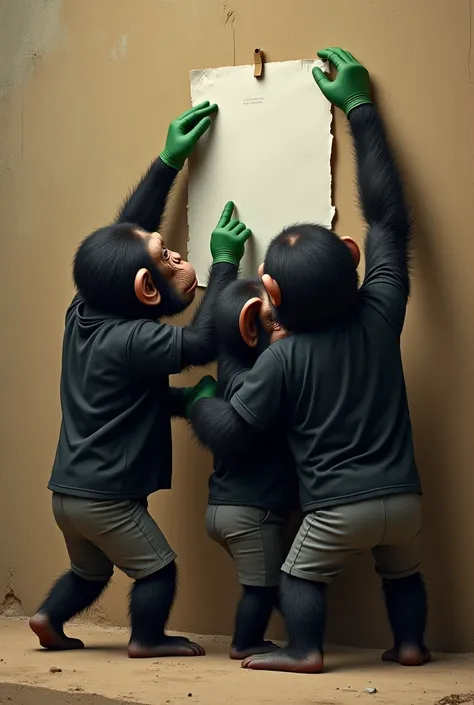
[189, 346, 284, 457]
[189, 398, 262, 457]
[349, 104, 412, 334]
[181, 263, 239, 368]
[115, 157, 178, 232]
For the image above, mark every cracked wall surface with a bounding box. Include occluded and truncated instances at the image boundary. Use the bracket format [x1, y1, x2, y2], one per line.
[0, 0, 473, 652]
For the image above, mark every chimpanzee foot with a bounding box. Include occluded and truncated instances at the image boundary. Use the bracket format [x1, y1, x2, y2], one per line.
[382, 644, 431, 666]
[128, 635, 205, 658]
[241, 647, 323, 673]
[29, 613, 85, 650]
[229, 640, 279, 659]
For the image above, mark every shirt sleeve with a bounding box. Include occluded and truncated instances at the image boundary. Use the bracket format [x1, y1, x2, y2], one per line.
[65, 293, 83, 324]
[126, 319, 184, 379]
[359, 223, 409, 336]
[230, 348, 285, 431]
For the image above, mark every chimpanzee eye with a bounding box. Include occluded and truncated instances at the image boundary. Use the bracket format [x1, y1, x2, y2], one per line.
[162, 247, 170, 261]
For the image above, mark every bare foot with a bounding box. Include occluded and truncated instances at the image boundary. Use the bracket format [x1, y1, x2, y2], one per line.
[230, 641, 279, 660]
[241, 648, 323, 673]
[29, 613, 84, 650]
[382, 644, 431, 666]
[128, 635, 205, 658]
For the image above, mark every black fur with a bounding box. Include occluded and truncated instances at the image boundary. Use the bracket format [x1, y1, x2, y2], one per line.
[116, 156, 176, 232]
[264, 224, 358, 332]
[232, 586, 278, 650]
[189, 397, 260, 457]
[382, 572, 427, 649]
[129, 561, 177, 646]
[280, 574, 327, 653]
[181, 262, 239, 369]
[349, 104, 412, 295]
[37, 571, 110, 633]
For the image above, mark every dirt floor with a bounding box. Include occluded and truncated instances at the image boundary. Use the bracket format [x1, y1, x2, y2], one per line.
[1, 618, 474, 705]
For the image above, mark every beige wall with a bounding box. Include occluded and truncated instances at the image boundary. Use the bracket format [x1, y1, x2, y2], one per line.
[1, 0, 473, 652]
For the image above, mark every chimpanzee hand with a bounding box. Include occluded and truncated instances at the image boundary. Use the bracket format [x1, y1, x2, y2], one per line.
[210, 201, 252, 267]
[184, 375, 218, 417]
[312, 48, 372, 117]
[160, 101, 218, 171]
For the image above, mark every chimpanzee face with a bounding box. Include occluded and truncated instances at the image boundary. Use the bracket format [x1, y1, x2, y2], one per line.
[132, 229, 198, 316]
[141, 230, 198, 302]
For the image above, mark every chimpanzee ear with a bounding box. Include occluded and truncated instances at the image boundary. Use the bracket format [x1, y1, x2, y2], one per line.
[238, 297, 262, 348]
[341, 237, 361, 268]
[134, 268, 161, 306]
[261, 274, 282, 308]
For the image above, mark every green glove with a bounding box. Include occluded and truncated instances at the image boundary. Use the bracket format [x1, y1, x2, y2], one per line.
[160, 101, 218, 171]
[210, 201, 252, 266]
[184, 375, 218, 416]
[312, 48, 372, 117]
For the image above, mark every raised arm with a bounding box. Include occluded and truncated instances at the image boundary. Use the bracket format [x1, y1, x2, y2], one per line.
[181, 202, 252, 368]
[116, 102, 218, 232]
[313, 48, 412, 330]
[115, 157, 177, 231]
[349, 103, 411, 298]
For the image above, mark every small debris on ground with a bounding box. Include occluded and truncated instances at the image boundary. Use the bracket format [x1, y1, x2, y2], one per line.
[49, 666, 62, 673]
[364, 687, 377, 694]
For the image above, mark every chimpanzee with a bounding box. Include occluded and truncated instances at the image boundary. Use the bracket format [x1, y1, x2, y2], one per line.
[188, 49, 430, 673]
[29, 102, 252, 658]
[193, 277, 299, 659]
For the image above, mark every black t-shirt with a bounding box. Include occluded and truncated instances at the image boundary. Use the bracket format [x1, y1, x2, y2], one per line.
[208, 369, 299, 513]
[48, 294, 184, 500]
[230, 234, 421, 513]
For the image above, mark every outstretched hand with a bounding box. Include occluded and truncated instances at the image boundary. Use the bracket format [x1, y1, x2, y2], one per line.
[210, 202, 252, 267]
[160, 101, 218, 171]
[312, 48, 372, 116]
[184, 376, 218, 417]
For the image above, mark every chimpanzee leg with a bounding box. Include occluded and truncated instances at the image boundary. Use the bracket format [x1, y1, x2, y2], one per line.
[29, 571, 110, 650]
[373, 495, 430, 665]
[230, 585, 279, 659]
[381, 572, 431, 665]
[127, 561, 205, 658]
[242, 574, 326, 673]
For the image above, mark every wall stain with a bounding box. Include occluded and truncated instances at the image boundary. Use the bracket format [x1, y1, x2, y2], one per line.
[0, 0, 63, 101]
[222, 4, 236, 65]
[222, 3, 236, 27]
[0, 588, 25, 618]
[111, 34, 129, 61]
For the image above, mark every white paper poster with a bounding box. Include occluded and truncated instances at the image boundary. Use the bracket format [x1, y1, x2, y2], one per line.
[188, 59, 335, 285]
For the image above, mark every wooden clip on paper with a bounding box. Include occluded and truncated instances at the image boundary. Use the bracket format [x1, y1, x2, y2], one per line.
[253, 48, 264, 78]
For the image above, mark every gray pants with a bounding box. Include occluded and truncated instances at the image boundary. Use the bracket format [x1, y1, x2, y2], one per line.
[282, 493, 421, 583]
[53, 493, 176, 581]
[205, 504, 285, 587]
